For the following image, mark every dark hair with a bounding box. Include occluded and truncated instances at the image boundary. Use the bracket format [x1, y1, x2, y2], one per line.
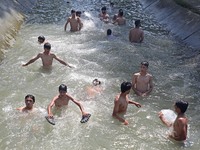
[71, 9, 76, 14]
[38, 36, 45, 42]
[119, 9, 123, 16]
[76, 11, 81, 16]
[44, 42, 51, 50]
[121, 82, 132, 93]
[135, 20, 141, 27]
[25, 94, 35, 103]
[92, 79, 101, 86]
[141, 61, 149, 68]
[101, 6, 107, 11]
[175, 100, 189, 113]
[107, 29, 112, 35]
[59, 84, 67, 92]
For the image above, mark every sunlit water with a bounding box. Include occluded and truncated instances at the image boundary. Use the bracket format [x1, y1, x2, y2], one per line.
[0, 0, 200, 149]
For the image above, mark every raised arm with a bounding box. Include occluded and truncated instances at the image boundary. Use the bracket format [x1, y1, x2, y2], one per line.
[22, 53, 40, 66]
[53, 54, 72, 68]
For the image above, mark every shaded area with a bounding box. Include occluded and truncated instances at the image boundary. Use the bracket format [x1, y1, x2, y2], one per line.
[0, 0, 37, 62]
[139, 0, 200, 49]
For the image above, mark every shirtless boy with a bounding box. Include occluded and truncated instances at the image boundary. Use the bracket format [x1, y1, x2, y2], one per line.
[99, 6, 109, 23]
[47, 84, 90, 119]
[17, 94, 35, 112]
[22, 42, 72, 68]
[112, 82, 141, 125]
[159, 100, 189, 141]
[132, 61, 153, 96]
[112, 9, 126, 25]
[64, 9, 82, 32]
[129, 20, 144, 43]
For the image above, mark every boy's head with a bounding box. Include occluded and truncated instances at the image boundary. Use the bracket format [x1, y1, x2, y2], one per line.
[38, 36, 45, 44]
[121, 82, 132, 93]
[59, 84, 67, 92]
[101, 6, 107, 14]
[141, 61, 149, 68]
[71, 9, 76, 14]
[44, 42, 51, 50]
[25, 94, 35, 103]
[76, 11, 81, 17]
[118, 9, 123, 17]
[25, 94, 35, 109]
[175, 100, 189, 113]
[107, 29, 112, 36]
[135, 20, 141, 27]
[92, 79, 101, 86]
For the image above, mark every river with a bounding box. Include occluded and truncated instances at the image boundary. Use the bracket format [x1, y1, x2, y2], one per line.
[0, 0, 200, 149]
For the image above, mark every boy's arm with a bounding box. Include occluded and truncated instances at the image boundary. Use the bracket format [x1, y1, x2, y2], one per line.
[77, 18, 82, 31]
[143, 75, 153, 96]
[132, 74, 142, 96]
[128, 100, 141, 108]
[112, 98, 128, 125]
[64, 18, 70, 31]
[158, 112, 173, 127]
[47, 97, 56, 117]
[69, 95, 86, 116]
[22, 54, 40, 66]
[53, 54, 72, 68]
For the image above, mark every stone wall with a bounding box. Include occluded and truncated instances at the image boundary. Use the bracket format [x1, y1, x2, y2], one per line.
[138, 0, 200, 49]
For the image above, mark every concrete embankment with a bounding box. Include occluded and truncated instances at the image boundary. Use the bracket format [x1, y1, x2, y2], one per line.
[0, 0, 37, 61]
[139, 0, 200, 49]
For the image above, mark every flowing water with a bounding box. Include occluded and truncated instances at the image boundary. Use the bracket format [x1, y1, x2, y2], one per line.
[0, 0, 200, 149]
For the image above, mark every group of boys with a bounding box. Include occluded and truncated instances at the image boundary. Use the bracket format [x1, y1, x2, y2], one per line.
[19, 8, 189, 142]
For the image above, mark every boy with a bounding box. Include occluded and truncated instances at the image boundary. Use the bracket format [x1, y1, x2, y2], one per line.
[129, 20, 144, 43]
[112, 82, 141, 125]
[47, 84, 91, 122]
[64, 9, 82, 32]
[159, 100, 189, 141]
[17, 94, 35, 112]
[38, 36, 45, 44]
[22, 42, 72, 68]
[132, 61, 153, 96]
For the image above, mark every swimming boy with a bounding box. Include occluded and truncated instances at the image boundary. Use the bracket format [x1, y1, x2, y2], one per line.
[64, 9, 83, 32]
[159, 100, 189, 141]
[47, 84, 90, 121]
[38, 36, 45, 44]
[99, 6, 109, 23]
[17, 94, 35, 112]
[86, 79, 102, 98]
[112, 9, 126, 25]
[129, 20, 144, 43]
[22, 42, 72, 68]
[132, 61, 153, 96]
[112, 82, 141, 125]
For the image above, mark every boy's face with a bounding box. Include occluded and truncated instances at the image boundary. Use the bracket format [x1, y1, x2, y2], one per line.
[25, 97, 34, 108]
[59, 90, 66, 97]
[140, 65, 148, 72]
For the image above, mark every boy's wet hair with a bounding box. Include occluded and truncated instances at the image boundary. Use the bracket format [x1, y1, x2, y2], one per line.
[101, 6, 107, 11]
[59, 84, 67, 92]
[141, 61, 149, 68]
[25, 94, 35, 103]
[175, 100, 189, 113]
[92, 79, 101, 86]
[121, 82, 132, 93]
[71, 9, 76, 14]
[135, 20, 141, 27]
[107, 29, 112, 35]
[76, 11, 82, 16]
[44, 42, 51, 50]
[38, 36, 45, 42]
[119, 9, 123, 16]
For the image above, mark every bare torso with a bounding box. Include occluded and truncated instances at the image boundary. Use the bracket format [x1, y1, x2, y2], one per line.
[133, 72, 152, 93]
[116, 17, 126, 25]
[115, 94, 129, 113]
[68, 17, 80, 31]
[129, 28, 144, 43]
[54, 95, 70, 108]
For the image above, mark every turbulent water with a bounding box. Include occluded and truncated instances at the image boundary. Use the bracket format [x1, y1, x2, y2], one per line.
[0, 0, 200, 149]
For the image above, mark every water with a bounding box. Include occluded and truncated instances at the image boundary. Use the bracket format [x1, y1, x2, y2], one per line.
[0, 0, 200, 149]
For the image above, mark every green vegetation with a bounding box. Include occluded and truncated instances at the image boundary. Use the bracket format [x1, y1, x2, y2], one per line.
[173, 0, 200, 15]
